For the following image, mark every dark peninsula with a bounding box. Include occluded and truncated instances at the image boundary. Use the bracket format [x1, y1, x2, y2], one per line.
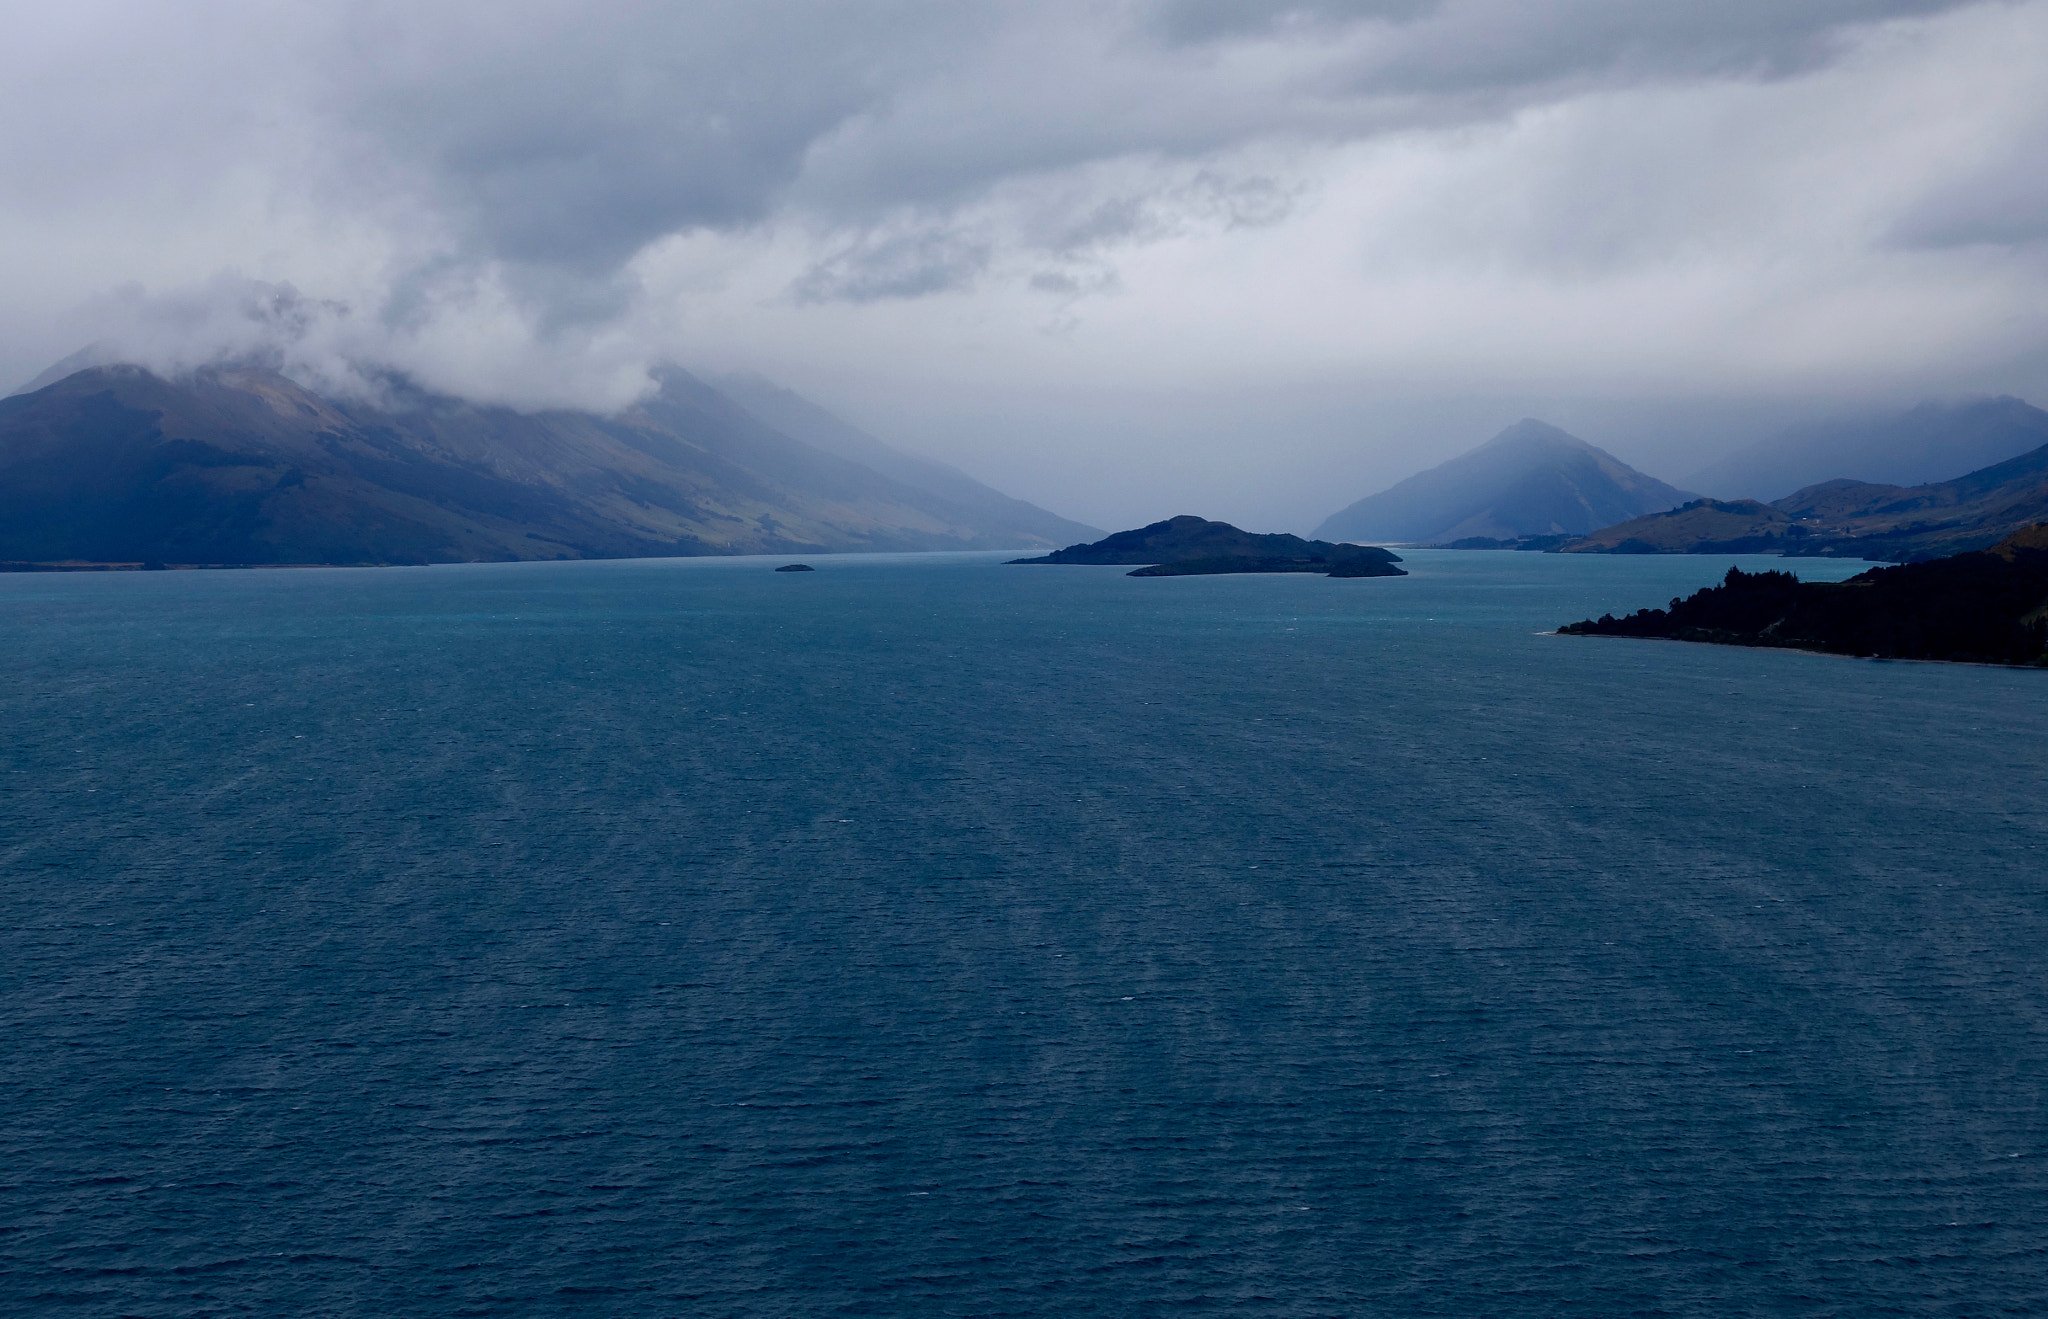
[1558, 525, 2048, 666]
[1009, 515, 1405, 578]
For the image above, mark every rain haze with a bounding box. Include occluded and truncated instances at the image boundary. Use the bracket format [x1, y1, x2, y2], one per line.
[4, 0, 2047, 531]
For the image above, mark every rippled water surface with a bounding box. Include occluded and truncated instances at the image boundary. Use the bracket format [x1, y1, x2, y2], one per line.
[3, 550, 2045, 1317]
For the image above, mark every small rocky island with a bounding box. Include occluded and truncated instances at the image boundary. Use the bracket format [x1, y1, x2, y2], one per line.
[1559, 525, 2048, 665]
[1010, 515, 1405, 578]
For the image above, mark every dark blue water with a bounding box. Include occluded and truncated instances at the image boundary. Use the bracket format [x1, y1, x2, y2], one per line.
[4, 550, 2045, 1317]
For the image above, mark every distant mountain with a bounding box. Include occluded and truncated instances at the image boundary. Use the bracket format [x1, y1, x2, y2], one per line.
[1010, 515, 1404, 577]
[1314, 419, 1694, 545]
[9, 342, 124, 396]
[0, 361, 1095, 566]
[709, 372, 1098, 547]
[1686, 397, 2048, 501]
[1564, 434, 2048, 561]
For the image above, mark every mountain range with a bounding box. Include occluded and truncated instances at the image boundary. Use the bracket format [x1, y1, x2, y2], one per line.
[1565, 434, 2048, 560]
[1684, 397, 2048, 501]
[0, 361, 1097, 566]
[15, 352, 2046, 573]
[1314, 419, 1693, 545]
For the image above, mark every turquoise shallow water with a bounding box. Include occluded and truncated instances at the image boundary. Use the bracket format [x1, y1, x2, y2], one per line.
[3, 549, 2045, 1316]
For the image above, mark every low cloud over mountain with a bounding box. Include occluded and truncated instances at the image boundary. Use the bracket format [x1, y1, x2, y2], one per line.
[1685, 397, 2048, 502]
[0, 360, 1094, 566]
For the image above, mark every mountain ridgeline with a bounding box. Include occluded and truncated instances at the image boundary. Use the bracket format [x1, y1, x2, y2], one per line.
[0, 361, 1098, 566]
[1318, 398, 2048, 563]
[1565, 417, 2048, 561]
[1315, 419, 1694, 546]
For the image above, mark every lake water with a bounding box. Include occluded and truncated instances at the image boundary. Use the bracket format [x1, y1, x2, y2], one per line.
[3, 549, 2044, 1317]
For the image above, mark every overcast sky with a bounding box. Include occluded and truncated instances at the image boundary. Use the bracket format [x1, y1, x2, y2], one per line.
[4, 0, 2046, 530]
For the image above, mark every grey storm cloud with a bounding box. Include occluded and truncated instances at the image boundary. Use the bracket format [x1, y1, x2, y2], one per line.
[319, 2, 976, 269]
[46, 0, 1989, 282]
[1890, 118, 2048, 248]
[792, 230, 994, 304]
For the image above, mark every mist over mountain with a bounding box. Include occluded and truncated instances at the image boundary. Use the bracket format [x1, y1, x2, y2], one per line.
[1566, 424, 2048, 560]
[1685, 397, 2048, 501]
[11, 343, 128, 397]
[1313, 419, 1694, 545]
[0, 361, 1092, 566]
[709, 373, 1097, 547]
